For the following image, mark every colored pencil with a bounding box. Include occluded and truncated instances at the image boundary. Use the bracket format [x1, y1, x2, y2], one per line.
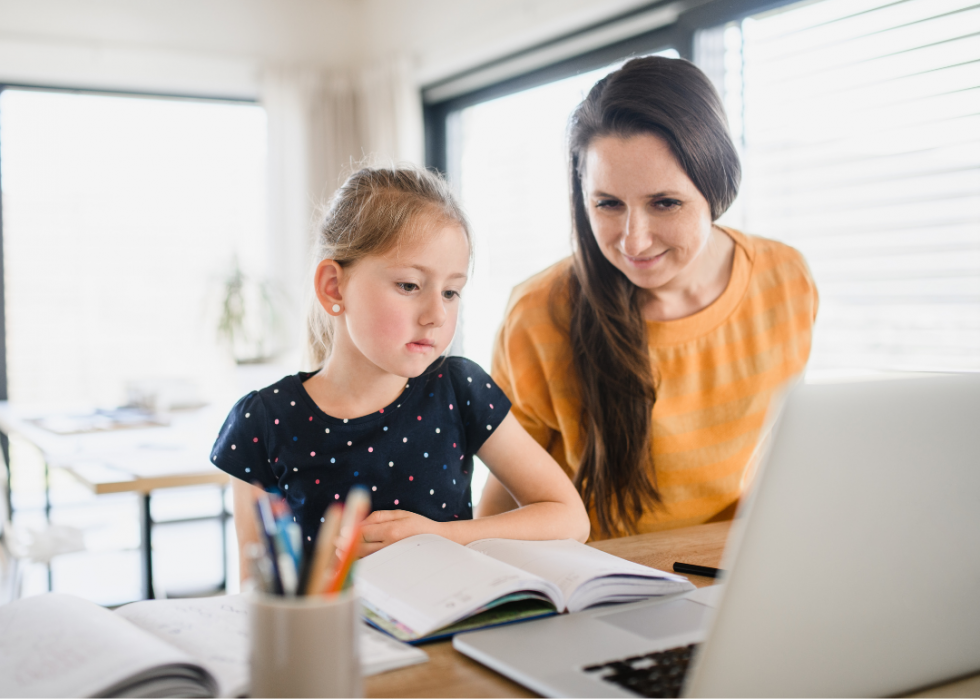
[324, 488, 371, 595]
[305, 502, 344, 596]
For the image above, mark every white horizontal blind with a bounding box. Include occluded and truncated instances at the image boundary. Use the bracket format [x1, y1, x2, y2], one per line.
[727, 0, 980, 374]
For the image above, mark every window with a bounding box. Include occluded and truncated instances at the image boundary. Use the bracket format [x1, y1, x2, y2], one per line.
[713, 0, 980, 375]
[430, 0, 980, 382]
[0, 88, 266, 602]
[1, 89, 267, 407]
[434, 46, 679, 498]
[428, 0, 979, 502]
[446, 49, 679, 373]
[447, 65, 615, 373]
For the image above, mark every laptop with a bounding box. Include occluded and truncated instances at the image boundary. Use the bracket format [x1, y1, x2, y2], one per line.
[454, 373, 980, 697]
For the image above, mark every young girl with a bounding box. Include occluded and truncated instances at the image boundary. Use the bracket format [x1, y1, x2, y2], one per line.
[212, 167, 589, 572]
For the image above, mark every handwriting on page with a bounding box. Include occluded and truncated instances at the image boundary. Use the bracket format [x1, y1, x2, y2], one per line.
[116, 592, 427, 686]
[0, 594, 191, 697]
[115, 595, 250, 696]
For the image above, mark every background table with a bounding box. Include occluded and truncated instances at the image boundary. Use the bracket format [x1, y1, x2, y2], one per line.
[364, 521, 980, 698]
[0, 402, 229, 599]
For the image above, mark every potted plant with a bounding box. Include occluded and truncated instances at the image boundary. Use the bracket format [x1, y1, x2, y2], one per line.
[216, 257, 286, 365]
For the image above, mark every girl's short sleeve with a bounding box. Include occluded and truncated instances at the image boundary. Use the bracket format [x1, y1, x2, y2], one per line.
[448, 357, 512, 454]
[211, 392, 277, 489]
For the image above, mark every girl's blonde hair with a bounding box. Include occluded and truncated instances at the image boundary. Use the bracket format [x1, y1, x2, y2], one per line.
[306, 166, 471, 368]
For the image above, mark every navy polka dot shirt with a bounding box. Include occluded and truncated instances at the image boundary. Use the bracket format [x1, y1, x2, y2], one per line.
[211, 356, 510, 554]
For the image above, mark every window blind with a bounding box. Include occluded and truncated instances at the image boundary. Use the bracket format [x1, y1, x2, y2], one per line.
[717, 0, 980, 374]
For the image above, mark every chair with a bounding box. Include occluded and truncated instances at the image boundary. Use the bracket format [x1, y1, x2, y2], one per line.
[0, 457, 85, 603]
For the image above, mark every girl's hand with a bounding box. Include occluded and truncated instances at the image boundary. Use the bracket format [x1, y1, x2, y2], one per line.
[357, 509, 443, 556]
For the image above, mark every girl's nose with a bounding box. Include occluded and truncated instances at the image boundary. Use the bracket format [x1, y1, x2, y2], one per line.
[420, 292, 447, 326]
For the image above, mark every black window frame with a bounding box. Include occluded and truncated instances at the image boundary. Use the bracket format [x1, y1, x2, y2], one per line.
[423, 0, 798, 174]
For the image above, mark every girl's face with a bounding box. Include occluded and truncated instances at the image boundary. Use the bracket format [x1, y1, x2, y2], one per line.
[581, 132, 714, 296]
[336, 222, 469, 379]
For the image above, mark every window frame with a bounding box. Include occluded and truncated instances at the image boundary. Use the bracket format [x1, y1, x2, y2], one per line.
[0, 81, 259, 403]
[422, 0, 798, 174]
[0, 83, 260, 514]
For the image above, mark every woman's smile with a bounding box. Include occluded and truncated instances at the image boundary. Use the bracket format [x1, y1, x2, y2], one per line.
[621, 249, 669, 269]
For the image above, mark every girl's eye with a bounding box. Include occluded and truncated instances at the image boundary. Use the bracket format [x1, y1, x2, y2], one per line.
[396, 282, 419, 293]
[442, 289, 460, 300]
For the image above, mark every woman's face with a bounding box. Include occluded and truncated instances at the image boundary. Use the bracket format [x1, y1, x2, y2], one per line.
[581, 132, 714, 295]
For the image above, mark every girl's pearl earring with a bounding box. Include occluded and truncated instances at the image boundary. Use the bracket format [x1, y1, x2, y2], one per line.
[331, 304, 342, 314]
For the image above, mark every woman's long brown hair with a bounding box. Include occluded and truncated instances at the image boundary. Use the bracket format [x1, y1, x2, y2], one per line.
[560, 57, 741, 536]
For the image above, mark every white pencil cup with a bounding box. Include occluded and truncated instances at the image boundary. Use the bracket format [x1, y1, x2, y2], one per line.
[250, 591, 362, 698]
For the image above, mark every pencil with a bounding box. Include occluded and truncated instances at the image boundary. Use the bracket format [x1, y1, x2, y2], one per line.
[324, 487, 371, 595]
[304, 502, 344, 596]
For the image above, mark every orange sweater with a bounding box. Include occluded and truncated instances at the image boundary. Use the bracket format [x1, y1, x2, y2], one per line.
[492, 228, 818, 539]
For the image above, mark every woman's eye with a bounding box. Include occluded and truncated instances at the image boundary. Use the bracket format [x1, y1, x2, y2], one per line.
[655, 198, 682, 210]
[595, 199, 621, 209]
[396, 282, 419, 292]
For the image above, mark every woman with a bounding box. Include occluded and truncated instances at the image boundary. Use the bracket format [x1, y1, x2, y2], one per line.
[478, 56, 818, 539]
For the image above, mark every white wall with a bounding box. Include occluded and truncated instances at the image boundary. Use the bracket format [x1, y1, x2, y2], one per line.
[362, 0, 654, 85]
[0, 0, 653, 97]
[0, 0, 362, 98]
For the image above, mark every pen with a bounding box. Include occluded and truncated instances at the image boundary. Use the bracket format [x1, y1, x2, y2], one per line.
[257, 491, 299, 596]
[254, 493, 286, 595]
[673, 561, 725, 578]
[269, 495, 303, 573]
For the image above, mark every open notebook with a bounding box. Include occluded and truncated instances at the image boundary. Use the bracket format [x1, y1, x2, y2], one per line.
[0, 592, 426, 698]
[357, 535, 694, 643]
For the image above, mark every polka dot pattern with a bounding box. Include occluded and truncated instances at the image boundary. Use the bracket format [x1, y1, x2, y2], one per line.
[210, 357, 509, 558]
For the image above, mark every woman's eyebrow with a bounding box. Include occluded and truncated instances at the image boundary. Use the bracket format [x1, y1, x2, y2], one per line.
[590, 189, 684, 198]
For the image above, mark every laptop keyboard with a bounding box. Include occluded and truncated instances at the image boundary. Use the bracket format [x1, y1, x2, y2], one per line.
[582, 643, 698, 698]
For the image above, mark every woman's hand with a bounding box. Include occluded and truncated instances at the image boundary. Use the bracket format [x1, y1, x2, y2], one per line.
[357, 509, 444, 556]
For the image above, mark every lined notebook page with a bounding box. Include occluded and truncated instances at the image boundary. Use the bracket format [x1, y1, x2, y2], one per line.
[356, 534, 561, 637]
[0, 594, 202, 699]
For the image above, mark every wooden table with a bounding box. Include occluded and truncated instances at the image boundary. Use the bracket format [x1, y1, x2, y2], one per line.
[0, 402, 230, 599]
[364, 521, 980, 698]
[364, 523, 729, 698]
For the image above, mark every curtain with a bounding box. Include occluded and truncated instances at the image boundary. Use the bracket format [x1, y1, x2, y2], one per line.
[260, 57, 424, 361]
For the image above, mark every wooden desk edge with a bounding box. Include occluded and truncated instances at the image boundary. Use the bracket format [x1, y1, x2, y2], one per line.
[364, 521, 980, 699]
[68, 468, 230, 495]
